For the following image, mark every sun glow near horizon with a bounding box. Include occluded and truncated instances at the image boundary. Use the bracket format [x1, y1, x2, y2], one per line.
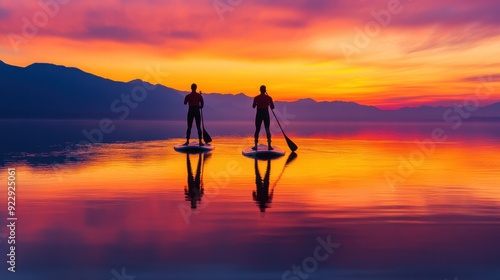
[1, 0, 500, 108]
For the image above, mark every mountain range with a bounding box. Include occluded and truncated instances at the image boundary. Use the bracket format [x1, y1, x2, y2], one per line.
[1, 60, 499, 122]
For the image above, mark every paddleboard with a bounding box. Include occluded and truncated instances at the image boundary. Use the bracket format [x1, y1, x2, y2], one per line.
[242, 144, 286, 159]
[174, 142, 214, 154]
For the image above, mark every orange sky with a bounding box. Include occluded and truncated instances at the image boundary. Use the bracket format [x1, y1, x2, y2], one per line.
[1, 0, 500, 108]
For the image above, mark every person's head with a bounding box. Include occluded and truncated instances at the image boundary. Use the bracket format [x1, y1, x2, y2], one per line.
[260, 85, 266, 94]
[191, 83, 197, 92]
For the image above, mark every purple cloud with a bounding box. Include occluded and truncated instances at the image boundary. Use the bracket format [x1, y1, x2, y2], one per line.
[0, 7, 10, 20]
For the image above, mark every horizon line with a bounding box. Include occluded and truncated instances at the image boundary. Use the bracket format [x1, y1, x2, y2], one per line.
[2, 59, 499, 110]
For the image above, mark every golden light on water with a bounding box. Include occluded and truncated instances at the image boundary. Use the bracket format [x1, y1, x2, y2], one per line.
[17, 137, 500, 209]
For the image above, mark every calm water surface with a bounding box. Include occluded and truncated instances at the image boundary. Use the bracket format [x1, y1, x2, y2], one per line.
[0, 120, 499, 280]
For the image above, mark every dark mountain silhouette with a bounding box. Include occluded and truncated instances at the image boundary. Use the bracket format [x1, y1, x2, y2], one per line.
[1, 60, 499, 121]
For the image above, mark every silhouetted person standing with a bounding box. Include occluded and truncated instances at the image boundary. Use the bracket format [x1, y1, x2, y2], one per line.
[253, 158, 273, 212]
[184, 83, 204, 146]
[253, 85, 275, 150]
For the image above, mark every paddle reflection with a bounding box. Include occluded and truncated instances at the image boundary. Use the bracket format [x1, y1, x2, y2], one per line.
[252, 152, 297, 212]
[184, 153, 211, 209]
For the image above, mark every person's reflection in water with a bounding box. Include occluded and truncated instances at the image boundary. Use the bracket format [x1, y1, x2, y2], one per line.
[253, 158, 273, 212]
[184, 153, 209, 209]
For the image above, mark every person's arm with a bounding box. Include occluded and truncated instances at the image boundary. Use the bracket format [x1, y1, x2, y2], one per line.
[252, 97, 257, 108]
[184, 95, 188, 105]
[269, 97, 275, 110]
[200, 95, 204, 109]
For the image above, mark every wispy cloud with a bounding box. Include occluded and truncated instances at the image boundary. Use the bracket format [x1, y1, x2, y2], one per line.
[404, 24, 500, 54]
[461, 74, 500, 83]
[0, 0, 499, 107]
[1, 0, 499, 56]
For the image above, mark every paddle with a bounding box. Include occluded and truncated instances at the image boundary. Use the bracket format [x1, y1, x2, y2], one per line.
[267, 94, 298, 151]
[199, 91, 212, 143]
[253, 153, 297, 213]
[270, 152, 298, 191]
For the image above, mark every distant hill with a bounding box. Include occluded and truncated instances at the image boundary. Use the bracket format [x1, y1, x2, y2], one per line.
[1, 60, 499, 122]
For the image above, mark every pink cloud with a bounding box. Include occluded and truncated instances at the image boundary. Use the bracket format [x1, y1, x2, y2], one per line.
[1, 0, 499, 59]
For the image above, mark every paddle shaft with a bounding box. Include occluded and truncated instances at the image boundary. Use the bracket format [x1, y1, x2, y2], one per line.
[270, 109, 287, 137]
[266, 92, 298, 151]
[199, 91, 212, 143]
[199, 91, 206, 131]
[200, 107, 206, 131]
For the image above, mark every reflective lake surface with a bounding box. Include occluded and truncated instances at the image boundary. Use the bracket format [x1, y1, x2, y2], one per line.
[0, 120, 500, 280]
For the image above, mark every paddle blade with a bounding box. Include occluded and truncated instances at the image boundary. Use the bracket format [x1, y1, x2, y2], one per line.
[285, 135, 298, 151]
[203, 129, 212, 143]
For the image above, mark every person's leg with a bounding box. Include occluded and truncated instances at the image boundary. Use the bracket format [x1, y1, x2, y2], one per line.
[194, 109, 203, 145]
[263, 111, 272, 150]
[253, 111, 263, 150]
[185, 109, 194, 145]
